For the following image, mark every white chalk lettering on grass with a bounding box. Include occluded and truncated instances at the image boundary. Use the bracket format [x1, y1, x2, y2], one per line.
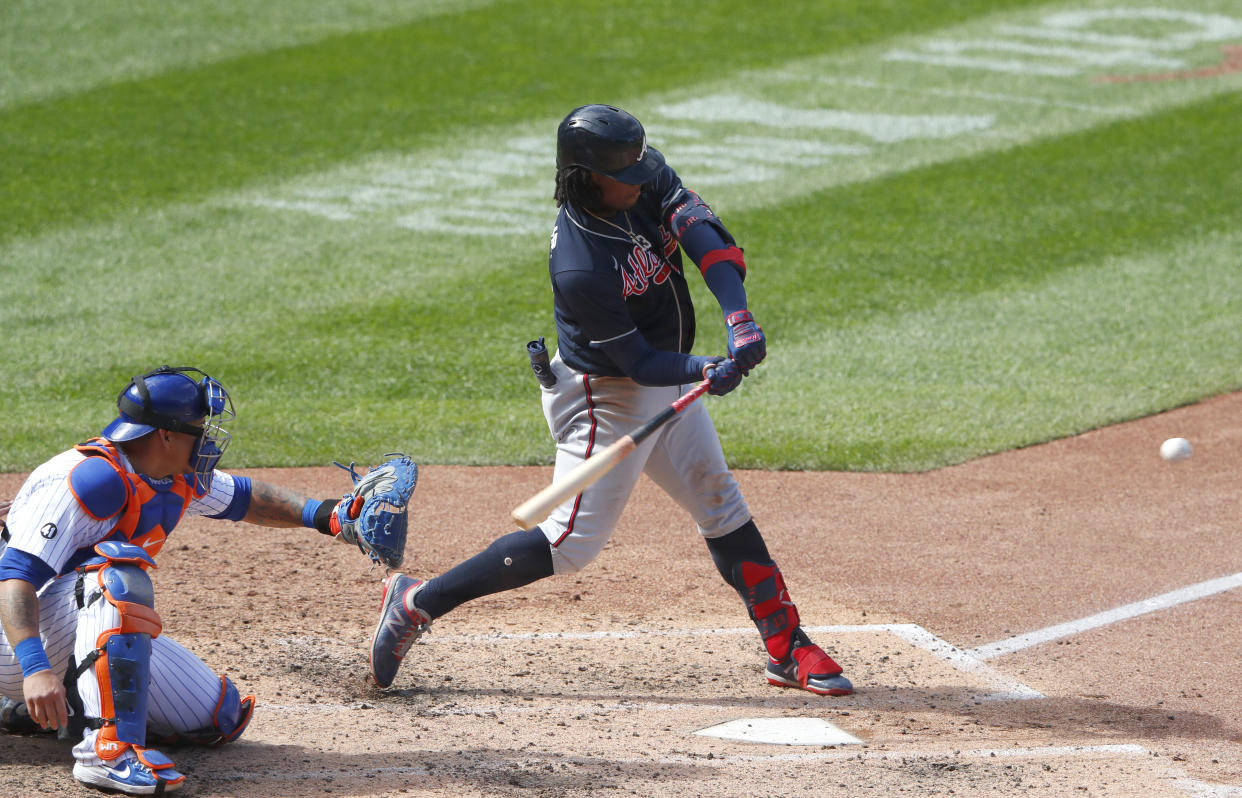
[653, 96, 994, 144]
[887, 8, 1242, 75]
[238, 4, 1242, 235]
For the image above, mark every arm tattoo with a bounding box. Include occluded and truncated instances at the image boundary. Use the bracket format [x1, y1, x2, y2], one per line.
[0, 580, 42, 643]
[244, 480, 311, 528]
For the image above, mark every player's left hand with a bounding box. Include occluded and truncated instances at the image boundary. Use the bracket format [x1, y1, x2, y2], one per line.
[330, 454, 419, 569]
[726, 310, 766, 373]
[703, 357, 743, 396]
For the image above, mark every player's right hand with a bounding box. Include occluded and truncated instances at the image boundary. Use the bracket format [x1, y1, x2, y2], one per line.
[23, 670, 69, 731]
[726, 310, 766, 373]
[703, 357, 742, 396]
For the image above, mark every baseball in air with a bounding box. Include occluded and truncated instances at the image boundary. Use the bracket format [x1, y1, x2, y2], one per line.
[1160, 437, 1193, 462]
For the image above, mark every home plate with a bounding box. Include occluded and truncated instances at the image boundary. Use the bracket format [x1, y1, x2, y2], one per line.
[694, 717, 862, 745]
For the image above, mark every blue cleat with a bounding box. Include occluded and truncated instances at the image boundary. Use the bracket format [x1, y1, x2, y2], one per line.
[73, 748, 185, 795]
[369, 574, 431, 688]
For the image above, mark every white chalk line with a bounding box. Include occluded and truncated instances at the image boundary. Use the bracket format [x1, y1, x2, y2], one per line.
[277, 565, 1242, 707]
[969, 570, 1242, 660]
[260, 620, 1242, 794]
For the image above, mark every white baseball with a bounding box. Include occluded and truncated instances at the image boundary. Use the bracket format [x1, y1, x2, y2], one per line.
[1160, 437, 1193, 461]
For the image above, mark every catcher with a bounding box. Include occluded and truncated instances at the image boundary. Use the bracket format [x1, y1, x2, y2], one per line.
[0, 365, 415, 796]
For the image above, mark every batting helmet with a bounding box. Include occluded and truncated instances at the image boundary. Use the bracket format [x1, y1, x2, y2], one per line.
[101, 366, 235, 489]
[556, 104, 665, 185]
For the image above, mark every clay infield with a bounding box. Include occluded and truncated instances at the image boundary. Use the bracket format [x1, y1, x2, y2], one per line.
[2, 393, 1240, 797]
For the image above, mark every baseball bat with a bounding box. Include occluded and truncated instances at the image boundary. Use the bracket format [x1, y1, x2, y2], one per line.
[511, 379, 712, 530]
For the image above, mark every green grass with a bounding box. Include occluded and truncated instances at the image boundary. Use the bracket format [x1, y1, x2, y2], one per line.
[0, 0, 488, 108]
[0, 0, 1041, 242]
[2, 0, 1239, 472]
[691, 88, 1242, 468]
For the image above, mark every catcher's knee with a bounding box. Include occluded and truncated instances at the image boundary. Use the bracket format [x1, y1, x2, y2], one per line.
[202, 676, 254, 745]
[154, 676, 255, 747]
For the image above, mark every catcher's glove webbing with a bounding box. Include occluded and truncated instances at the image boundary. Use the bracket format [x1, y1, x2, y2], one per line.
[331, 454, 418, 569]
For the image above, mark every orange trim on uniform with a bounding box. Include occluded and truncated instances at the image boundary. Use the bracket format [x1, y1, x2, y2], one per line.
[697, 246, 746, 277]
[94, 566, 165, 637]
[211, 678, 256, 745]
[73, 438, 196, 558]
[94, 728, 130, 761]
[92, 630, 127, 761]
[110, 602, 163, 638]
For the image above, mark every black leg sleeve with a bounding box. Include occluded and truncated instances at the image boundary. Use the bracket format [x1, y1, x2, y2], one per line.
[415, 527, 555, 619]
[703, 519, 773, 590]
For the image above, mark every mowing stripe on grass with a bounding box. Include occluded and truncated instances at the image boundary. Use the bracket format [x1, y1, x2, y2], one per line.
[0, 0, 496, 109]
[722, 222, 1242, 469]
[2, 0, 1241, 470]
[232, 1, 1242, 236]
[1, 0, 1034, 243]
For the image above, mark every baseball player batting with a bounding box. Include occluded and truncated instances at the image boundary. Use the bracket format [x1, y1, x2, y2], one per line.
[370, 104, 853, 698]
[0, 366, 414, 795]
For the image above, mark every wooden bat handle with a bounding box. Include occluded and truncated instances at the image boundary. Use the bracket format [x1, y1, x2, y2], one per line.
[511, 379, 711, 530]
[511, 437, 635, 530]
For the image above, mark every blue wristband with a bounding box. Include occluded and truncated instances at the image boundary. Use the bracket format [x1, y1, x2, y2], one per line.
[14, 637, 51, 677]
[300, 499, 324, 529]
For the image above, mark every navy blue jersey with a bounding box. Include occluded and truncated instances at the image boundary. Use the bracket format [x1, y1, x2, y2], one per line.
[550, 164, 714, 377]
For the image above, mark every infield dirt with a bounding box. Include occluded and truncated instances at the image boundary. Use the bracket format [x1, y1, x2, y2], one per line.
[2, 393, 1240, 797]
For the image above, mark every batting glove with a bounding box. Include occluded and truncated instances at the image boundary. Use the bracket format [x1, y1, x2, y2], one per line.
[726, 310, 766, 373]
[703, 357, 742, 396]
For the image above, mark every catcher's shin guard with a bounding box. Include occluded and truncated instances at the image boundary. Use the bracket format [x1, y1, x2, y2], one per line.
[88, 559, 162, 760]
[734, 561, 852, 696]
[77, 542, 188, 785]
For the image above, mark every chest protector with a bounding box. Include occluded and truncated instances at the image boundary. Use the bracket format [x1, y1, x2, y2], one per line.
[69, 438, 202, 557]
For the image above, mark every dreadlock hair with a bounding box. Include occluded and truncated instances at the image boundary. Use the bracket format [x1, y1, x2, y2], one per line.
[554, 165, 605, 213]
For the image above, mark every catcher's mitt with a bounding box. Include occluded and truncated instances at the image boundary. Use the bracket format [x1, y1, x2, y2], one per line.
[331, 454, 418, 569]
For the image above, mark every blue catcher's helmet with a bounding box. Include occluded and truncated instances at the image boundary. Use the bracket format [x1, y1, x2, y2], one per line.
[101, 366, 235, 489]
[556, 104, 665, 186]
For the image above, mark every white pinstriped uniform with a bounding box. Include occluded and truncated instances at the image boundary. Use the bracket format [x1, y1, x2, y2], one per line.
[0, 447, 243, 765]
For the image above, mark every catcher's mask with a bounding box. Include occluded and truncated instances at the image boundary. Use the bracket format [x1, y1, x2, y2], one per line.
[556, 104, 665, 186]
[101, 365, 235, 490]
